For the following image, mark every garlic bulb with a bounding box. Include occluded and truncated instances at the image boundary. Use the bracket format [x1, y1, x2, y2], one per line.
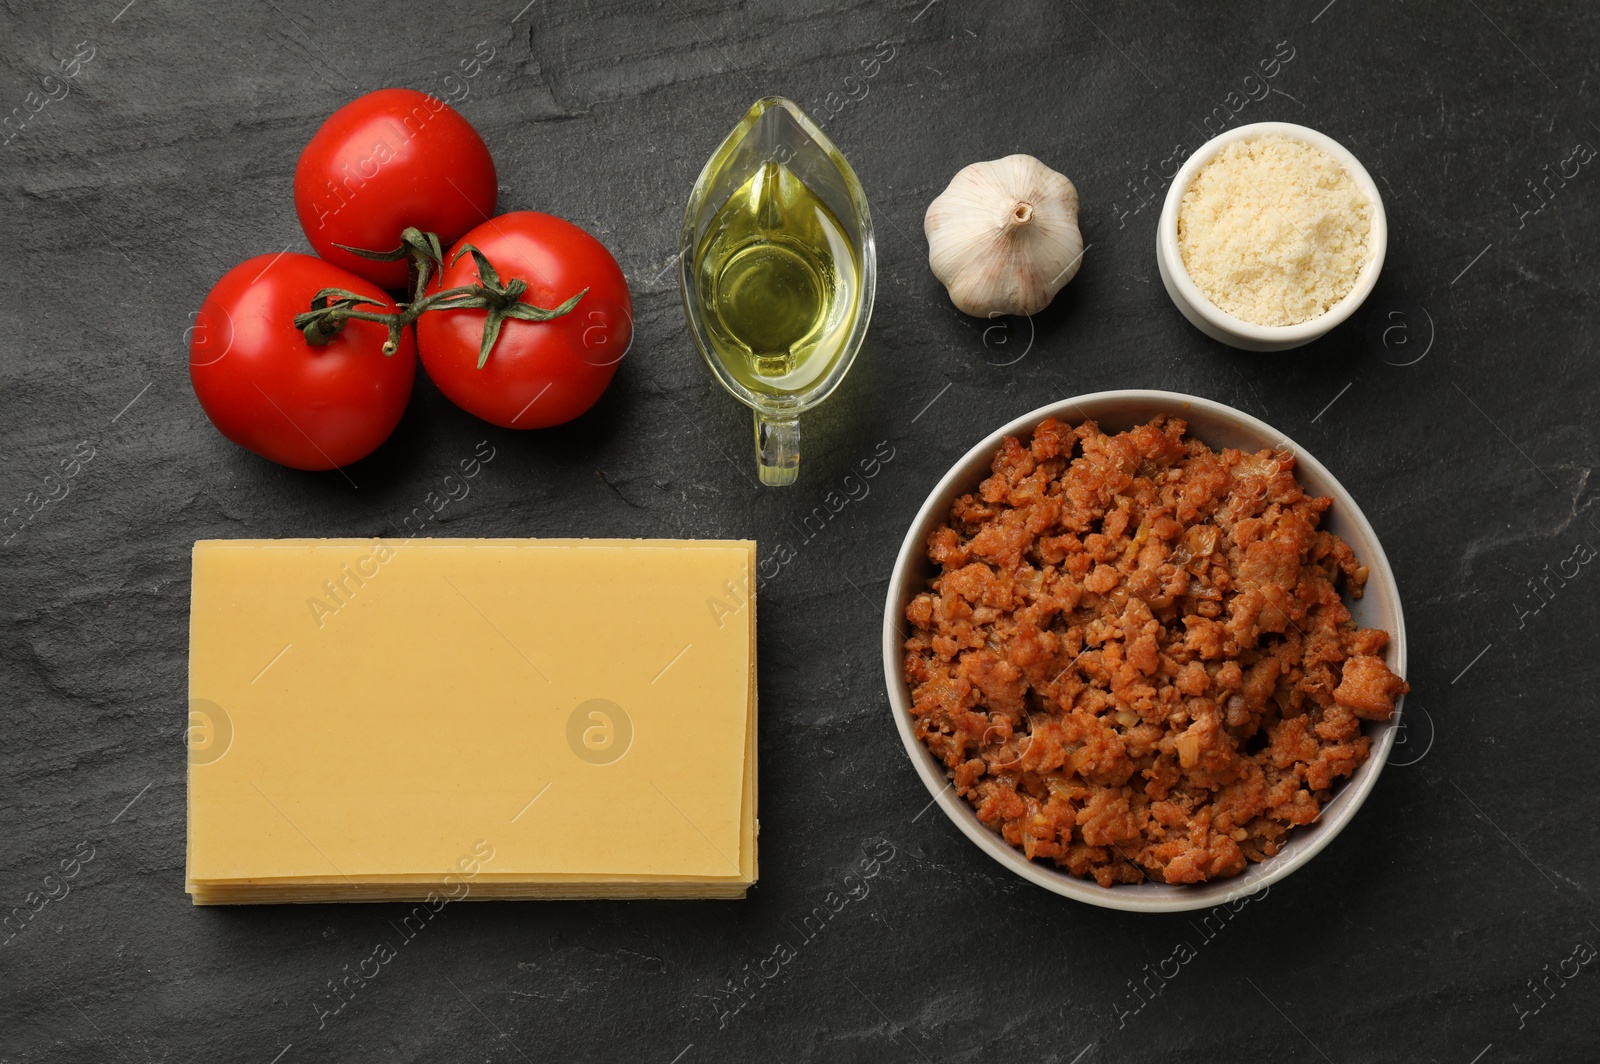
[924, 154, 1084, 317]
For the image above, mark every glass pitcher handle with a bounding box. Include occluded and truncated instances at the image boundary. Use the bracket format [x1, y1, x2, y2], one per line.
[753, 409, 799, 486]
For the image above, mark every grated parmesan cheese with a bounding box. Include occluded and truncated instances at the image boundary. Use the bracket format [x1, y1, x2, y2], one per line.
[1177, 133, 1371, 327]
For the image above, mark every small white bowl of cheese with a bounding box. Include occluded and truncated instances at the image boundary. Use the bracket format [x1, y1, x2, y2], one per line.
[1156, 121, 1387, 352]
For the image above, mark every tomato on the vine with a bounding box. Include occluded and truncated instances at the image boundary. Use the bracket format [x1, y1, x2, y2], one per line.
[293, 88, 498, 290]
[189, 253, 416, 471]
[415, 212, 633, 429]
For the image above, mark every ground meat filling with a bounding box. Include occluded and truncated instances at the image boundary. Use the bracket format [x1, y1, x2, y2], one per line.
[902, 416, 1409, 887]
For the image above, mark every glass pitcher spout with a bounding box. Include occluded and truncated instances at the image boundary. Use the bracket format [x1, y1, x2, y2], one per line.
[679, 98, 877, 486]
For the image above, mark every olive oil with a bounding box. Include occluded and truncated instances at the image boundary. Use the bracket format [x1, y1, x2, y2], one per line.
[693, 160, 862, 395]
[679, 96, 876, 485]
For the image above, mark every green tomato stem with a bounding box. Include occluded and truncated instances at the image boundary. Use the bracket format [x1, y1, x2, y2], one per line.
[292, 233, 586, 361]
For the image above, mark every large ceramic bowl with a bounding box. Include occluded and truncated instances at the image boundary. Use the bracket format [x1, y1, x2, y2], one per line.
[882, 390, 1407, 912]
[1155, 122, 1387, 352]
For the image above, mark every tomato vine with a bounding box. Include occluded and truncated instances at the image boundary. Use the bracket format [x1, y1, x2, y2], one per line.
[292, 226, 588, 366]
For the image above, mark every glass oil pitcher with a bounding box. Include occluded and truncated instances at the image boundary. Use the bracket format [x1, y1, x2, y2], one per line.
[679, 97, 876, 486]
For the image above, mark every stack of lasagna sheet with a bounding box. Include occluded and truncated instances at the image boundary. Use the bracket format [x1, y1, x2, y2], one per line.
[185, 539, 757, 904]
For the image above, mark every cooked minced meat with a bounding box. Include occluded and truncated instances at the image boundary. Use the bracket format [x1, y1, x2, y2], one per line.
[902, 415, 1408, 887]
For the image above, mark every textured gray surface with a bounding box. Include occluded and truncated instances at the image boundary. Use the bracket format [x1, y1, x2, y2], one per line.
[2, 0, 1597, 1061]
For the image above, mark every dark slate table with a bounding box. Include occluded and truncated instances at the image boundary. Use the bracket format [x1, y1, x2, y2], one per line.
[3, 1, 1596, 1060]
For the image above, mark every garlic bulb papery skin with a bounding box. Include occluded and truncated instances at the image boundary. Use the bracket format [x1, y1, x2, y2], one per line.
[924, 154, 1084, 317]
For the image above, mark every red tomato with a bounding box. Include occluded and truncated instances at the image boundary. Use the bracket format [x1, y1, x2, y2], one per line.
[416, 212, 633, 429]
[190, 253, 416, 471]
[293, 88, 498, 290]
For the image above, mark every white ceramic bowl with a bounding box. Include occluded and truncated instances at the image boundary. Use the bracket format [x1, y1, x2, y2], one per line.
[882, 390, 1407, 912]
[1156, 122, 1388, 352]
